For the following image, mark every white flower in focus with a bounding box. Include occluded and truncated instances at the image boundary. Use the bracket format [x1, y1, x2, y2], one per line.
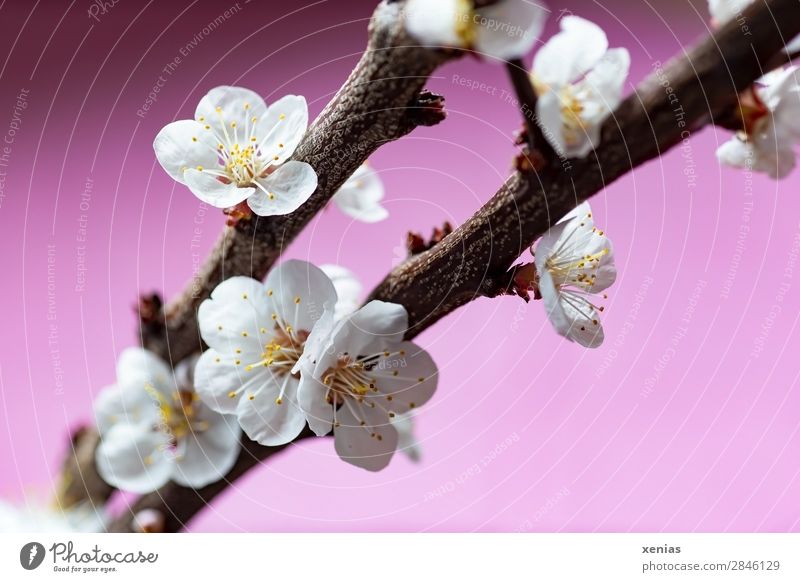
[154, 86, 317, 216]
[405, 0, 548, 61]
[534, 202, 616, 348]
[708, 0, 800, 54]
[94, 348, 240, 494]
[716, 67, 800, 179]
[0, 499, 106, 533]
[194, 261, 337, 446]
[296, 301, 438, 471]
[332, 163, 388, 223]
[530, 16, 630, 158]
[320, 264, 363, 320]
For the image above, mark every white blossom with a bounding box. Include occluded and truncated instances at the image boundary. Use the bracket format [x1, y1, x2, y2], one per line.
[194, 261, 337, 446]
[531, 16, 630, 158]
[534, 202, 616, 348]
[320, 264, 363, 320]
[0, 499, 106, 533]
[716, 67, 800, 179]
[295, 301, 438, 471]
[154, 86, 317, 216]
[332, 163, 388, 223]
[94, 348, 240, 494]
[404, 0, 548, 61]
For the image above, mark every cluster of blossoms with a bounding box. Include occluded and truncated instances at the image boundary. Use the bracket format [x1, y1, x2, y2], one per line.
[405, 1, 629, 160]
[94, 262, 430, 491]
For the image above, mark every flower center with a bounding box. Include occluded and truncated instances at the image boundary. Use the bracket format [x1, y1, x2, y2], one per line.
[454, 0, 477, 47]
[558, 87, 587, 147]
[146, 385, 208, 443]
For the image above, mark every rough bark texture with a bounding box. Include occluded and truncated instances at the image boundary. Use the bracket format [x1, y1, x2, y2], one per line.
[142, 0, 451, 364]
[58, 428, 114, 509]
[106, 0, 800, 532]
[369, 0, 800, 340]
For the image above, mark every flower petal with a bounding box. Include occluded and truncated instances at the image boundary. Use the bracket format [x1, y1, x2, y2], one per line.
[371, 341, 438, 413]
[539, 270, 604, 348]
[195, 86, 268, 142]
[154, 120, 221, 185]
[116, 347, 174, 397]
[334, 403, 399, 471]
[248, 161, 317, 217]
[197, 276, 273, 353]
[324, 301, 409, 364]
[194, 348, 271, 414]
[404, 0, 465, 49]
[393, 413, 422, 462]
[257, 95, 309, 163]
[95, 424, 173, 494]
[236, 375, 306, 446]
[264, 259, 338, 335]
[320, 264, 362, 320]
[183, 168, 255, 208]
[474, 0, 548, 61]
[172, 415, 241, 488]
[93, 383, 159, 436]
[333, 164, 388, 223]
[296, 375, 334, 437]
[535, 90, 568, 155]
[533, 16, 608, 88]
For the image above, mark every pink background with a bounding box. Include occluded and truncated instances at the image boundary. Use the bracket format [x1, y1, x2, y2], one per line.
[1, 0, 799, 532]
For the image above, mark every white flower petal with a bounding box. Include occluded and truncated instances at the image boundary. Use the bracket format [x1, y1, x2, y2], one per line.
[371, 341, 438, 413]
[334, 403, 399, 472]
[332, 164, 388, 223]
[264, 259, 338, 334]
[197, 276, 273, 353]
[248, 161, 317, 217]
[153, 120, 221, 185]
[539, 270, 604, 348]
[474, 0, 548, 61]
[535, 90, 568, 155]
[194, 348, 270, 414]
[323, 301, 409, 365]
[236, 375, 306, 446]
[708, 0, 752, 25]
[95, 424, 173, 494]
[257, 95, 309, 163]
[296, 375, 334, 437]
[404, 0, 465, 49]
[183, 169, 255, 209]
[195, 86, 268, 141]
[320, 264, 362, 320]
[532, 16, 608, 88]
[93, 383, 159, 436]
[172, 416, 241, 488]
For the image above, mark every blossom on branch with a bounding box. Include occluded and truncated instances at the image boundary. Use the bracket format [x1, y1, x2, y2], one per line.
[295, 301, 438, 471]
[404, 0, 548, 61]
[93, 349, 240, 494]
[332, 163, 388, 223]
[194, 261, 337, 446]
[154, 86, 317, 216]
[534, 202, 616, 348]
[530, 16, 630, 158]
[716, 67, 800, 179]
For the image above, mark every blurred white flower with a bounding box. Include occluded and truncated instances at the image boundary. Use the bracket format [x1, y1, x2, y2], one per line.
[404, 0, 548, 61]
[534, 202, 616, 348]
[295, 301, 438, 471]
[0, 499, 106, 533]
[154, 86, 317, 216]
[530, 16, 630, 158]
[392, 412, 423, 462]
[332, 163, 388, 223]
[320, 264, 363, 319]
[94, 348, 240, 494]
[194, 261, 337, 446]
[716, 67, 800, 179]
[708, 0, 800, 54]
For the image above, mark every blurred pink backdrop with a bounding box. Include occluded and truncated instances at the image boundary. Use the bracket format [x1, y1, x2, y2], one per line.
[1, 0, 799, 532]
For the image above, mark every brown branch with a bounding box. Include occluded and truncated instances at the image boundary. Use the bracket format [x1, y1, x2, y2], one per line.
[142, 0, 453, 364]
[505, 58, 554, 164]
[57, 427, 114, 509]
[367, 0, 800, 340]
